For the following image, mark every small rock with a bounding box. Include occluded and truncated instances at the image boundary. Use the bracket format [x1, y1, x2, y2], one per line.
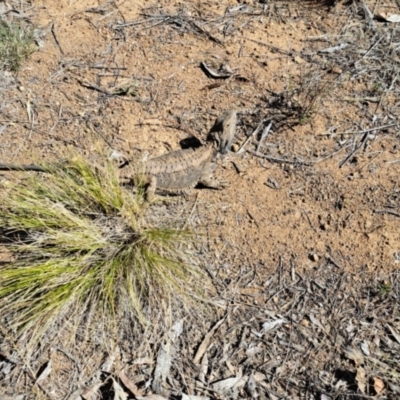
[294, 56, 304, 64]
[231, 143, 239, 152]
[330, 65, 343, 74]
[310, 253, 319, 262]
[293, 211, 301, 220]
[365, 220, 372, 229]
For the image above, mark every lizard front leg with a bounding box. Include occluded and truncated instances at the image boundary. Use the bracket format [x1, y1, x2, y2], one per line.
[145, 175, 157, 202]
[198, 162, 227, 190]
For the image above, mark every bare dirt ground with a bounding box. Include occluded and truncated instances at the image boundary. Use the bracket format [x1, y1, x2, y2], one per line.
[1, 0, 400, 399]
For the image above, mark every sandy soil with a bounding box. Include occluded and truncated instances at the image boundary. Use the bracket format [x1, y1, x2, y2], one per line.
[1, 0, 399, 274]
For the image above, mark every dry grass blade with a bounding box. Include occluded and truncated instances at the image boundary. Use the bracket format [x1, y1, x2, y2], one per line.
[193, 317, 225, 364]
[0, 155, 208, 344]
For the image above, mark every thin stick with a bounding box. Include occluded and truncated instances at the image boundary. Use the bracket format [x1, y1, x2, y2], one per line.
[354, 35, 384, 66]
[77, 80, 113, 96]
[315, 143, 351, 163]
[247, 149, 314, 166]
[256, 121, 272, 153]
[375, 209, 400, 218]
[360, 0, 376, 31]
[237, 121, 264, 154]
[112, 19, 149, 28]
[243, 36, 294, 56]
[339, 132, 369, 168]
[0, 163, 48, 172]
[325, 123, 397, 137]
[86, 65, 128, 70]
[51, 23, 64, 55]
[90, 125, 115, 150]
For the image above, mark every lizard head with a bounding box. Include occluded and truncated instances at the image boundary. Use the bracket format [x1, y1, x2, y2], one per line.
[208, 110, 237, 154]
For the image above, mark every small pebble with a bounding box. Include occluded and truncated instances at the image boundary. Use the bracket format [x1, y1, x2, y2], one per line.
[293, 211, 301, 220]
[300, 319, 309, 327]
[231, 143, 239, 152]
[330, 66, 343, 74]
[294, 56, 304, 64]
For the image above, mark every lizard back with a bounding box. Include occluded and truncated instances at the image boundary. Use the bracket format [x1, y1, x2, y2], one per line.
[129, 144, 216, 191]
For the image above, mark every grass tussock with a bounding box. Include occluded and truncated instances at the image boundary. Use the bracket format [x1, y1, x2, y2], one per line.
[0, 156, 205, 340]
[0, 19, 36, 72]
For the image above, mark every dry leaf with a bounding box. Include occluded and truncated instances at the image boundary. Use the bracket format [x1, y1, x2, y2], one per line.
[152, 341, 174, 394]
[318, 43, 349, 53]
[133, 357, 154, 365]
[246, 374, 257, 397]
[69, 382, 103, 400]
[67, 388, 84, 400]
[265, 390, 279, 400]
[387, 381, 400, 394]
[262, 318, 287, 333]
[360, 341, 370, 356]
[169, 319, 183, 341]
[385, 14, 400, 22]
[226, 360, 236, 375]
[101, 354, 116, 372]
[253, 371, 267, 382]
[198, 352, 208, 382]
[0, 125, 7, 136]
[200, 62, 233, 79]
[211, 369, 248, 394]
[151, 320, 183, 394]
[335, 379, 347, 389]
[372, 377, 385, 395]
[308, 314, 327, 332]
[246, 344, 262, 357]
[386, 323, 400, 344]
[355, 367, 366, 394]
[0, 359, 13, 376]
[343, 347, 364, 366]
[376, 13, 400, 22]
[112, 378, 128, 400]
[36, 360, 52, 383]
[83, 385, 103, 400]
[193, 318, 225, 364]
[26, 101, 33, 123]
[136, 395, 168, 400]
[118, 368, 142, 397]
